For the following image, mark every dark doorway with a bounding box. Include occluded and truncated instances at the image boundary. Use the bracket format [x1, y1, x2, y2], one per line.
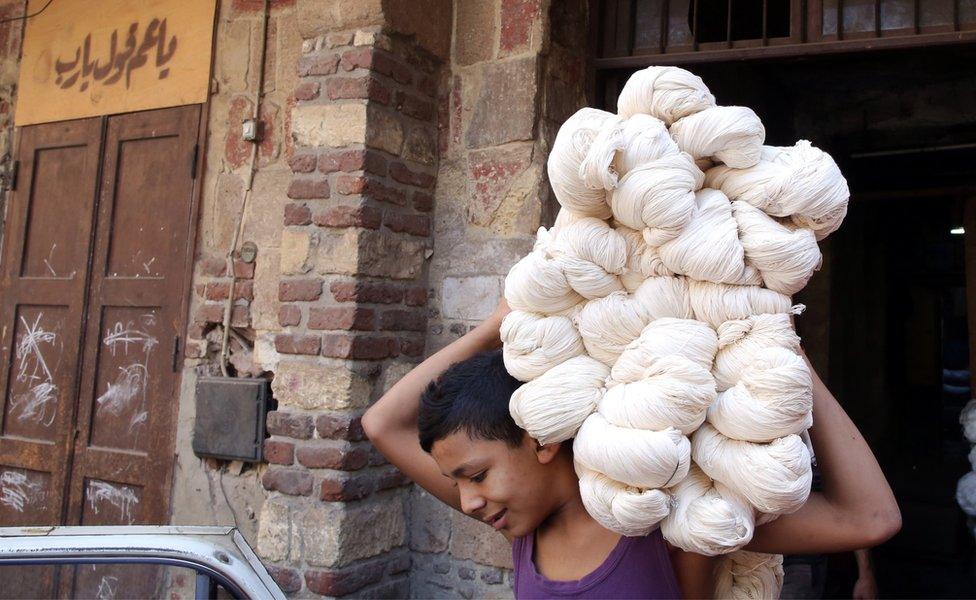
[821, 149, 976, 598]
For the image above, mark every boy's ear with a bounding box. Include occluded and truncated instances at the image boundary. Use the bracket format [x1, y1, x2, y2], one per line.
[534, 439, 562, 464]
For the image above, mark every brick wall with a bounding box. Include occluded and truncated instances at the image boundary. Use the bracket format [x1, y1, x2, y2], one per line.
[251, 5, 451, 594]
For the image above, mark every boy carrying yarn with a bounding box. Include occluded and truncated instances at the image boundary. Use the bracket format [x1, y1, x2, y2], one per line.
[362, 299, 900, 598]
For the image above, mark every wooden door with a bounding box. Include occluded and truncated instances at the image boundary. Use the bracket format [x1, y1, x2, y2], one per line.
[0, 118, 103, 600]
[0, 105, 200, 598]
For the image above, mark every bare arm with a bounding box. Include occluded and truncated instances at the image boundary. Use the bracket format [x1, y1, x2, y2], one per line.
[745, 351, 901, 554]
[670, 550, 716, 599]
[362, 301, 509, 512]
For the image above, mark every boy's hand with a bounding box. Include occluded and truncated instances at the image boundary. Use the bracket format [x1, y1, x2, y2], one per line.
[489, 297, 511, 327]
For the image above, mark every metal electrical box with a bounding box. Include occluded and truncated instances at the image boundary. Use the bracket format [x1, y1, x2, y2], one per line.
[193, 377, 269, 462]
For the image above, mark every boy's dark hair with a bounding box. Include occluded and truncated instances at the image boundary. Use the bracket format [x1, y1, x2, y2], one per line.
[418, 349, 525, 453]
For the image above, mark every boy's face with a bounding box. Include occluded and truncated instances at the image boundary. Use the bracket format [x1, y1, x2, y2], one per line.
[431, 430, 560, 538]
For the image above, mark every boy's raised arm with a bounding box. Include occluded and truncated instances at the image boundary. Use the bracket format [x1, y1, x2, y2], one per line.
[744, 350, 902, 554]
[362, 299, 509, 512]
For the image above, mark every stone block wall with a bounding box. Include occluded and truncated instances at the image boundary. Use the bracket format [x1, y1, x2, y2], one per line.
[411, 0, 588, 597]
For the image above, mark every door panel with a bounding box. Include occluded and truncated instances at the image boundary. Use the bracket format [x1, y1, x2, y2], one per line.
[0, 118, 102, 531]
[66, 104, 200, 528]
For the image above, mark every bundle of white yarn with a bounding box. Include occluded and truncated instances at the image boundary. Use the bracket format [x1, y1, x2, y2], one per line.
[500, 65, 849, 598]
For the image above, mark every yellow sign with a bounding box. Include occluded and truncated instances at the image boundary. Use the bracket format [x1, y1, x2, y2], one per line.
[16, 0, 217, 125]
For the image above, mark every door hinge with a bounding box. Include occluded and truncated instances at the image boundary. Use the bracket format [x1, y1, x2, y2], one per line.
[190, 144, 199, 180]
[172, 335, 182, 371]
[8, 160, 18, 192]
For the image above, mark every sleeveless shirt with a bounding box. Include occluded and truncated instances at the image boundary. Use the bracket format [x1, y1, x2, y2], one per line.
[512, 527, 682, 598]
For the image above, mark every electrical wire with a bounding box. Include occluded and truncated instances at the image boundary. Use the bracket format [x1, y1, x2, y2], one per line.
[0, 0, 54, 24]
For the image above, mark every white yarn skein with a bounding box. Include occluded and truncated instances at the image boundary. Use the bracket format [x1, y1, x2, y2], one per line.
[705, 140, 850, 240]
[504, 230, 583, 314]
[575, 412, 691, 489]
[662, 464, 755, 556]
[957, 471, 976, 517]
[576, 280, 696, 366]
[574, 291, 652, 365]
[616, 225, 673, 291]
[960, 399, 976, 444]
[714, 551, 785, 599]
[658, 189, 762, 286]
[552, 217, 628, 274]
[548, 108, 620, 219]
[500, 311, 585, 382]
[613, 114, 680, 177]
[601, 355, 715, 435]
[969, 446, 976, 471]
[509, 355, 609, 445]
[616, 66, 716, 125]
[713, 313, 801, 392]
[708, 346, 813, 442]
[576, 462, 672, 536]
[692, 423, 812, 515]
[609, 152, 704, 245]
[670, 106, 766, 169]
[688, 280, 794, 329]
[557, 256, 626, 299]
[611, 317, 716, 383]
[733, 201, 823, 296]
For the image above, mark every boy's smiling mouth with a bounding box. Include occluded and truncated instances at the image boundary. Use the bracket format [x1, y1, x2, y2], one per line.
[486, 508, 508, 529]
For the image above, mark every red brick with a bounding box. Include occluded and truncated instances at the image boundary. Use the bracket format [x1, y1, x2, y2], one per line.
[390, 162, 435, 189]
[412, 191, 434, 212]
[296, 443, 369, 470]
[200, 256, 227, 277]
[396, 92, 435, 121]
[330, 281, 403, 304]
[266, 566, 302, 594]
[278, 304, 302, 327]
[371, 51, 413, 84]
[233, 260, 255, 279]
[204, 281, 253, 301]
[298, 53, 339, 76]
[195, 304, 248, 327]
[404, 287, 428, 306]
[288, 153, 317, 174]
[364, 179, 407, 206]
[283, 202, 312, 226]
[417, 74, 438, 99]
[267, 411, 314, 439]
[319, 471, 376, 502]
[316, 413, 365, 441]
[279, 279, 322, 301]
[313, 204, 381, 229]
[308, 307, 374, 331]
[368, 446, 388, 467]
[264, 439, 295, 465]
[325, 76, 392, 104]
[261, 467, 314, 496]
[305, 561, 384, 596]
[287, 178, 330, 199]
[384, 212, 430, 237]
[321, 334, 396, 360]
[340, 47, 373, 71]
[377, 465, 412, 491]
[274, 333, 321, 355]
[293, 81, 320, 101]
[334, 174, 367, 195]
[379, 309, 426, 332]
[500, 0, 541, 54]
[398, 337, 425, 357]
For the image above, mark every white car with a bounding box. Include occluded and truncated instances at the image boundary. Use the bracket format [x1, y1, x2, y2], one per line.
[0, 526, 286, 599]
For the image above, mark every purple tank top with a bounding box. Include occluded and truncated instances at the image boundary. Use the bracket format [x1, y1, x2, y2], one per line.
[512, 527, 681, 599]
